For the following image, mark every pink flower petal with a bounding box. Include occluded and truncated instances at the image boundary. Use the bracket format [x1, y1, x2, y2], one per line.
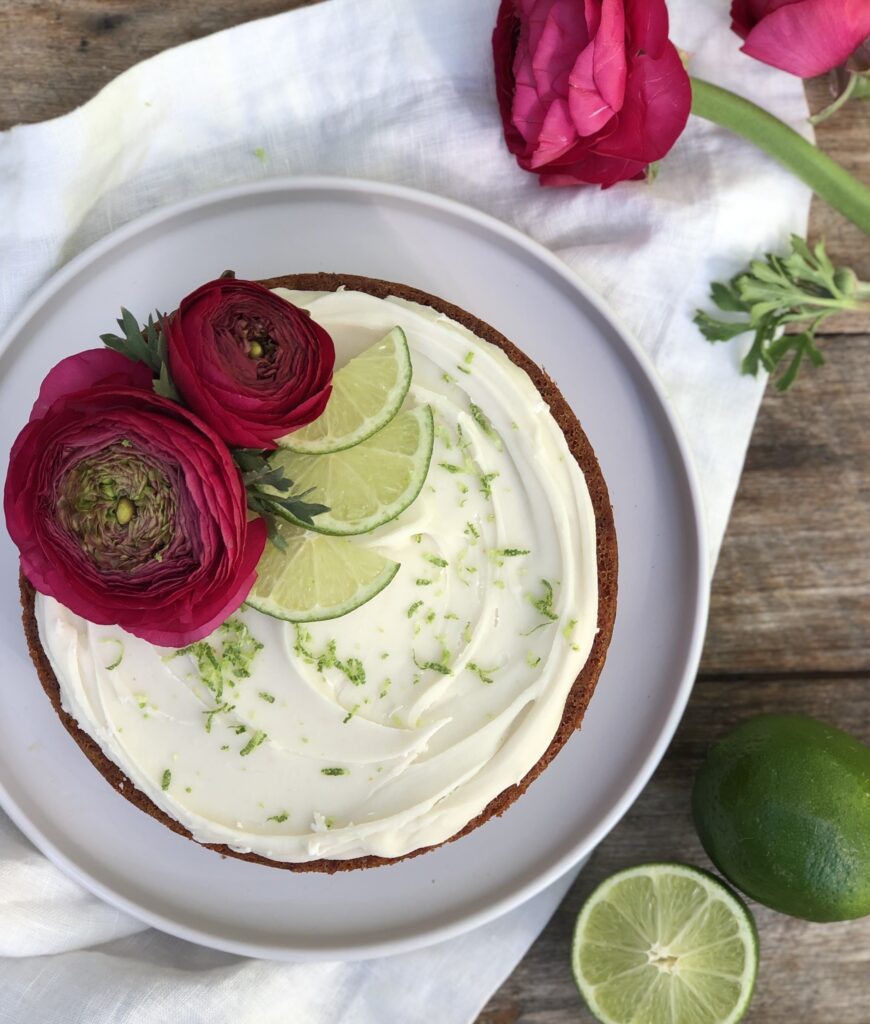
[511, 23, 548, 148]
[731, 0, 803, 39]
[625, 0, 671, 60]
[532, 0, 593, 100]
[512, 0, 593, 150]
[135, 517, 267, 646]
[739, 0, 870, 77]
[531, 98, 580, 166]
[568, 0, 627, 137]
[539, 151, 647, 186]
[592, 40, 691, 163]
[30, 349, 152, 422]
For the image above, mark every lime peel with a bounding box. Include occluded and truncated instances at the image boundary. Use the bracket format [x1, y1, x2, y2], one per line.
[277, 326, 412, 454]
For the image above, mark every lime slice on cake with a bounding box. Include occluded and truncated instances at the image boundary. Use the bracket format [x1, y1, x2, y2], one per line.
[268, 405, 434, 536]
[246, 518, 399, 622]
[572, 863, 758, 1024]
[277, 326, 412, 453]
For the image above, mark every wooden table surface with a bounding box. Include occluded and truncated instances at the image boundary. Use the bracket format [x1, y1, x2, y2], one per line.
[1, 3, 867, 1022]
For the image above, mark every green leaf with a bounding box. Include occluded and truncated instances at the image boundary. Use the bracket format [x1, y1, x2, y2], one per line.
[789, 234, 814, 263]
[153, 363, 181, 403]
[813, 240, 835, 276]
[693, 310, 751, 342]
[710, 281, 747, 313]
[100, 307, 167, 376]
[232, 449, 265, 473]
[237, 448, 330, 541]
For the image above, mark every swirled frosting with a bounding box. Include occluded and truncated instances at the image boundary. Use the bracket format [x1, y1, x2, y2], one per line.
[35, 288, 598, 863]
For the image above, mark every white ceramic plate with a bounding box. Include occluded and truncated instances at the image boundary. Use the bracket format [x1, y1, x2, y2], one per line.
[0, 178, 707, 961]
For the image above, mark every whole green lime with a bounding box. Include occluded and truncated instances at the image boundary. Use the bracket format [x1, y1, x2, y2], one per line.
[692, 714, 870, 922]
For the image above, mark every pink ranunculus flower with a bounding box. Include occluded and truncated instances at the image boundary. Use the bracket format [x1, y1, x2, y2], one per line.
[5, 349, 267, 647]
[731, 0, 870, 78]
[167, 278, 335, 450]
[492, 0, 692, 187]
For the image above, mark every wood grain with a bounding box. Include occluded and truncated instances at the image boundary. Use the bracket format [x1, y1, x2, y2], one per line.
[0, 4, 868, 1022]
[701, 333, 870, 676]
[805, 76, 870, 332]
[0, 1, 315, 132]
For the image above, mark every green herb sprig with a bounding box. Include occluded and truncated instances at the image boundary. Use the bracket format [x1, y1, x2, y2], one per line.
[233, 448, 329, 545]
[695, 236, 870, 391]
[101, 308, 180, 402]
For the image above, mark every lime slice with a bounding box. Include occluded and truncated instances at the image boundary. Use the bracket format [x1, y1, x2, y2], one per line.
[572, 864, 758, 1024]
[245, 519, 399, 622]
[269, 405, 434, 536]
[277, 326, 412, 453]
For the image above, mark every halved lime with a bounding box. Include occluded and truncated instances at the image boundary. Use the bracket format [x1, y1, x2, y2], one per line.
[268, 405, 434, 536]
[277, 326, 412, 453]
[245, 519, 399, 622]
[572, 864, 758, 1024]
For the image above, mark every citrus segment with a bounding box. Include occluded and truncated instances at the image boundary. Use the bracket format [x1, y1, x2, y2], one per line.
[277, 326, 412, 453]
[269, 405, 434, 535]
[572, 864, 758, 1024]
[246, 519, 399, 622]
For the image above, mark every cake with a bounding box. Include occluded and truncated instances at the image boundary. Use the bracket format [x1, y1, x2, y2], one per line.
[15, 273, 617, 871]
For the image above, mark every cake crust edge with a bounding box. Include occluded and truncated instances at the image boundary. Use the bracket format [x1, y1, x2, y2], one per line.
[19, 271, 618, 873]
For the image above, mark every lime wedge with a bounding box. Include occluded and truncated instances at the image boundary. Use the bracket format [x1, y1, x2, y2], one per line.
[269, 405, 434, 536]
[572, 864, 758, 1024]
[245, 519, 399, 622]
[277, 326, 412, 453]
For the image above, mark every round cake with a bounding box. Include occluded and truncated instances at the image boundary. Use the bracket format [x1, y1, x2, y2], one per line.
[19, 272, 617, 872]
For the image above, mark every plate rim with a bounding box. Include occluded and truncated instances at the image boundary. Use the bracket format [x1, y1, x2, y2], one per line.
[0, 176, 709, 960]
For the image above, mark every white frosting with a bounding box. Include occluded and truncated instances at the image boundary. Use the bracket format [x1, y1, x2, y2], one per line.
[35, 289, 599, 862]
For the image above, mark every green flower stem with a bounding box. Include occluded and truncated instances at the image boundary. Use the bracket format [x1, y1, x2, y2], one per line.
[690, 77, 870, 236]
[809, 72, 859, 126]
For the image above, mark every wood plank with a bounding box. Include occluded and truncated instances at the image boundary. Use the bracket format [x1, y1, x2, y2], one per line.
[477, 673, 870, 1024]
[805, 77, 870, 334]
[0, 0, 316, 131]
[701, 333, 870, 676]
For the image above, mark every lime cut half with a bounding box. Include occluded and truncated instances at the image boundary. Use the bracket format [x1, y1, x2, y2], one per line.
[246, 519, 399, 622]
[268, 405, 434, 536]
[572, 864, 758, 1024]
[277, 326, 412, 453]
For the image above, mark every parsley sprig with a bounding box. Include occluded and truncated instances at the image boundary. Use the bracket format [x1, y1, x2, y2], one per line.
[695, 236, 870, 390]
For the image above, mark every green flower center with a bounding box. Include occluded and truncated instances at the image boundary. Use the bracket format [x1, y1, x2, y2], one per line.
[56, 441, 177, 571]
[115, 496, 136, 525]
[233, 315, 275, 363]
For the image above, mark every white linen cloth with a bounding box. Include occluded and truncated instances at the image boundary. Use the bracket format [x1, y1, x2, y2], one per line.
[0, 0, 812, 1020]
